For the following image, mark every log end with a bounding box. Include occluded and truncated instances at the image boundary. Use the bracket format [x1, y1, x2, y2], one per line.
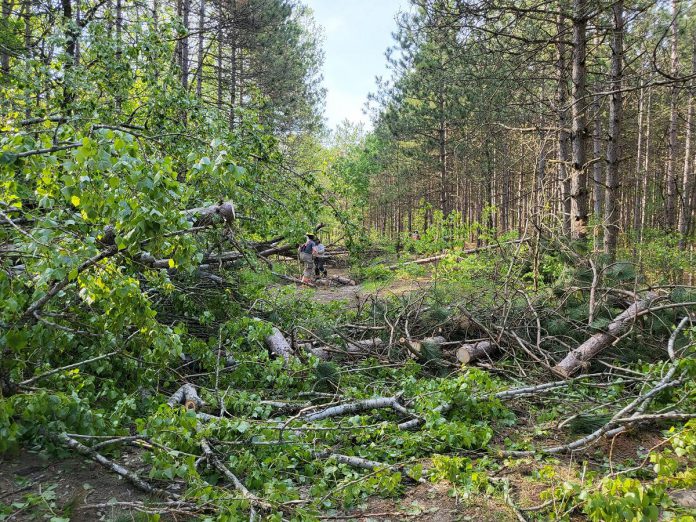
[217, 201, 236, 222]
[456, 346, 472, 364]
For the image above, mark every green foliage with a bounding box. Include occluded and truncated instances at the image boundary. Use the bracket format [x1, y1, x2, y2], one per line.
[430, 455, 489, 495]
[581, 477, 667, 522]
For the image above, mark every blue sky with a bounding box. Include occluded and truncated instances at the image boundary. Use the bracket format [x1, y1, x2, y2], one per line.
[304, 0, 408, 130]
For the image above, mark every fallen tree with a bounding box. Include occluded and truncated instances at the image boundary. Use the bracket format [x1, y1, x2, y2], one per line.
[387, 239, 527, 271]
[552, 293, 659, 378]
[456, 340, 498, 364]
[262, 324, 294, 363]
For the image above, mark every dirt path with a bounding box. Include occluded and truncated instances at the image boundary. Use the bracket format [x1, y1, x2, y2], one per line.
[331, 481, 518, 521]
[0, 449, 153, 521]
[311, 269, 432, 306]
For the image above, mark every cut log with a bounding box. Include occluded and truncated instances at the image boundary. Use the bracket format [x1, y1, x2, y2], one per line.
[346, 338, 383, 353]
[182, 200, 235, 225]
[299, 343, 331, 360]
[388, 253, 448, 270]
[329, 275, 356, 286]
[552, 293, 658, 378]
[264, 326, 294, 363]
[456, 341, 497, 364]
[400, 336, 446, 357]
[167, 383, 204, 410]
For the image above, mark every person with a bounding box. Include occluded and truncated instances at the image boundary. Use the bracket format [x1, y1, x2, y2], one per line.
[314, 238, 327, 278]
[298, 233, 317, 284]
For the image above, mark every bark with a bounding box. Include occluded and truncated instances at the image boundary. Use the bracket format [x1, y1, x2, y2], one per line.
[195, 0, 205, 97]
[438, 93, 448, 215]
[1, 0, 12, 74]
[591, 37, 604, 235]
[557, 11, 572, 236]
[328, 275, 356, 286]
[570, 0, 589, 240]
[679, 33, 696, 247]
[346, 338, 383, 352]
[182, 200, 235, 225]
[61, 0, 77, 108]
[666, 0, 680, 230]
[456, 340, 497, 364]
[216, 16, 222, 109]
[181, 0, 190, 91]
[633, 78, 645, 232]
[57, 433, 173, 497]
[167, 383, 204, 410]
[313, 451, 400, 473]
[401, 336, 446, 357]
[604, 0, 623, 260]
[552, 293, 658, 378]
[263, 325, 293, 363]
[303, 396, 412, 422]
[640, 84, 653, 237]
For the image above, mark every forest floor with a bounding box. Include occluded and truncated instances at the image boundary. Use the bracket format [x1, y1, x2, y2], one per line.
[4, 257, 695, 521]
[1, 431, 678, 522]
[311, 268, 432, 306]
[0, 448, 154, 521]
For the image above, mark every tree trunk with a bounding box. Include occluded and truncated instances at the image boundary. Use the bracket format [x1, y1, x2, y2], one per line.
[456, 341, 497, 364]
[195, 0, 205, 97]
[557, 11, 572, 236]
[553, 294, 658, 378]
[679, 34, 696, 248]
[1, 0, 12, 75]
[604, 0, 623, 261]
[666, 0, 680, 230]
[61, 0, 77, 109]
[264, 326, 293, 363]
[401, 336, 446, 357]
[591, 36, 604, 249]
[438, 93, 448, 216]
[633, 78, 644, 232]
[216, 11, 222, 109]
[181, 0, 190, 92]
[640, 84, 653, 238]
[570, 0, 589, 240]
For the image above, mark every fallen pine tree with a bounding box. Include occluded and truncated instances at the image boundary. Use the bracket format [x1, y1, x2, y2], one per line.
[552, 293, 659, 378]
[386, 239, 528, 270]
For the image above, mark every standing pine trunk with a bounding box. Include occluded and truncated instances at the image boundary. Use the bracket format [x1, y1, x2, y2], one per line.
[2, 0, 13, 75]
[640, 83, 653, 237]
[181, 0, 190, 92]
[591, 35, 604, 251]
[216, 13, 222, 109]
[604, 0, 623, 260]
[633, 78, 645, 233]
[556, 11, 572, 236]
[666, 0, 680, 230]
[438, 92, 448, 217]
[570, 0, 589, 240]
[679, 33, 696, 248]
[61, 0, 77, 110]
[196, 0, 205, 97]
